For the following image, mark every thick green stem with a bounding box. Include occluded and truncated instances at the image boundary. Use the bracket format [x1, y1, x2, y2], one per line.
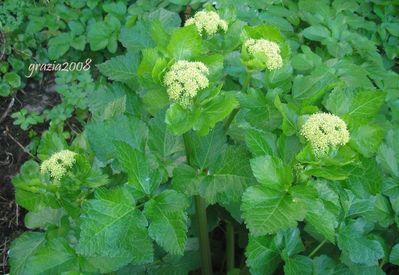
[309, 239, 327, 258]
[195, 196, 213, 275]
[183, 133, 212, 275]
[226, 222, 235, 272]
[242, 70, 251, 91]
[223, 108, 239, 132]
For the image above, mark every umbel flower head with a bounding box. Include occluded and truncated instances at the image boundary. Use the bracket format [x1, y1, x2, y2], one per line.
[164, 60, 209, 108]
[243, 38, 283, 71]
[300, 113, 350, 155]
[40, 150, 77, 181]
[185, 11, 228, 36]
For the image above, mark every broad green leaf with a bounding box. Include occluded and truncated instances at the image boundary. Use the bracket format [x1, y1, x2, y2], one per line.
[312, 255, 351, 275]
[275, 228, 305, 257]
[336, 62, 374, 89]
[291, 46, 322, 72]
[26, 237, 79, 274]
[37, 129, 68, 161]
[242, 186, 306, 235]
[245, 128, 277, 157]
[219, 20, 247, 52]
[97, 52, 140, 82]
[9, 232, 45, 275]
[115, 141, 161, 197]
[382, 178, 399, 215]
[283, 255, 313, 275]
[390, 243, 399, 265]
[246, 235, 280, 275]
[78, 187, 153, 264]
[15, 189, 58, 213]
[4, 72, 22, 88]
[346, 159, 382, 197]
[83, 255, 139, 274]
[24, 207, 65, 229]
[143, 88, 169, 115]
[172, 164, 202, 196]
[87, 83, 137, 120]
[185, 125, 226, 170]
[167, 25, 202, 60]
[144, 190, 189, 255]
[304, 199, 338, 243]
[372, 194, 395, 227]
[303, 165, 351, 181]
[325, 88, 386, 122]
[277, 135, 302, 164]
[147, 251, 201, 275]
[274, 96, 299, 136]
[47, 33, 72, 60]
[148, 8, 181, 32]
[119, 22, 155, 50]
[238, 88, 282, 131]
[241, 24, 285, 43]
[86, 115, 147, 162]
[195, 54, 224, 81]
[103, 2, 126, 17]
[0, 82, 11, 96]
[340, 253, 385, 275]
[12, 160, 42, 192]
[265, 63, 293, 91]
[103, 96, 127, 120]
[165, 104, 199, 135]
[138, 48, 159, 78]
[292, 66, 336, 104]
[377, 129, 399, 177]
[199, 146, 252, 204]
[88, 21, 113, 51]
[349, 124, 384, 158]
[150, 20, 170, 51]
[168, 0, 190, 4]
[194, 93, 239, 135]
[302, 25, 331, 41]
[250, 155, 293, 190]
[148, 111, 184, 159]
[337, 219, 384, 266]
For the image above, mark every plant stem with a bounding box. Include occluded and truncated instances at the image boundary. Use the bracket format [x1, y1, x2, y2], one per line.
[242, 70, 252, 91]
[226, 222, 235, 272]
[309, 239, 327, 258]
[195, 195, 213, 275]
[223, 108, 239, 132]
[183, 132, 212, 275]
[182, 133, 192, 164]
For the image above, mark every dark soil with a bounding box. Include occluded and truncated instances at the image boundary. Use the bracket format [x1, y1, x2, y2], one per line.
[0, 75, 59, 273]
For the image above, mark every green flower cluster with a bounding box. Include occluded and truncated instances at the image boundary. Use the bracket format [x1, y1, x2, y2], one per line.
[40, 150, 77, 181]
[163, 60, 209, 108]
[185, 10, 228, 36]
[243, 38, 283, 71]
[300, 113, 350, 155]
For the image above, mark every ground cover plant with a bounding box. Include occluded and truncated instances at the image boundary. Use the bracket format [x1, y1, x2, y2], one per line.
[1, 0, 399, 274]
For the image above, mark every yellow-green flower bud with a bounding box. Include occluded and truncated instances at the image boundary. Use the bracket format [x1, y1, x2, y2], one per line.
[243, 38, 283, 71]
[300, 113, 350, 155]
[163, 60, 209, 108]
[40, 150, 77, 181]
[185, 11, 228, 36]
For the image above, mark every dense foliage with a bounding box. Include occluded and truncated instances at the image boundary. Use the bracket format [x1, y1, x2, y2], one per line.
[2, 0, 399, 274]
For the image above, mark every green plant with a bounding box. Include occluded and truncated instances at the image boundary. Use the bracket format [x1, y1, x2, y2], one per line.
[11, 108, 44, 130]
[6, 0, 399, 274]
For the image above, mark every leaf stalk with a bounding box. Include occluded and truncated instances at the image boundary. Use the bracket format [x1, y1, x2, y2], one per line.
[183, 132, 213, 275]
